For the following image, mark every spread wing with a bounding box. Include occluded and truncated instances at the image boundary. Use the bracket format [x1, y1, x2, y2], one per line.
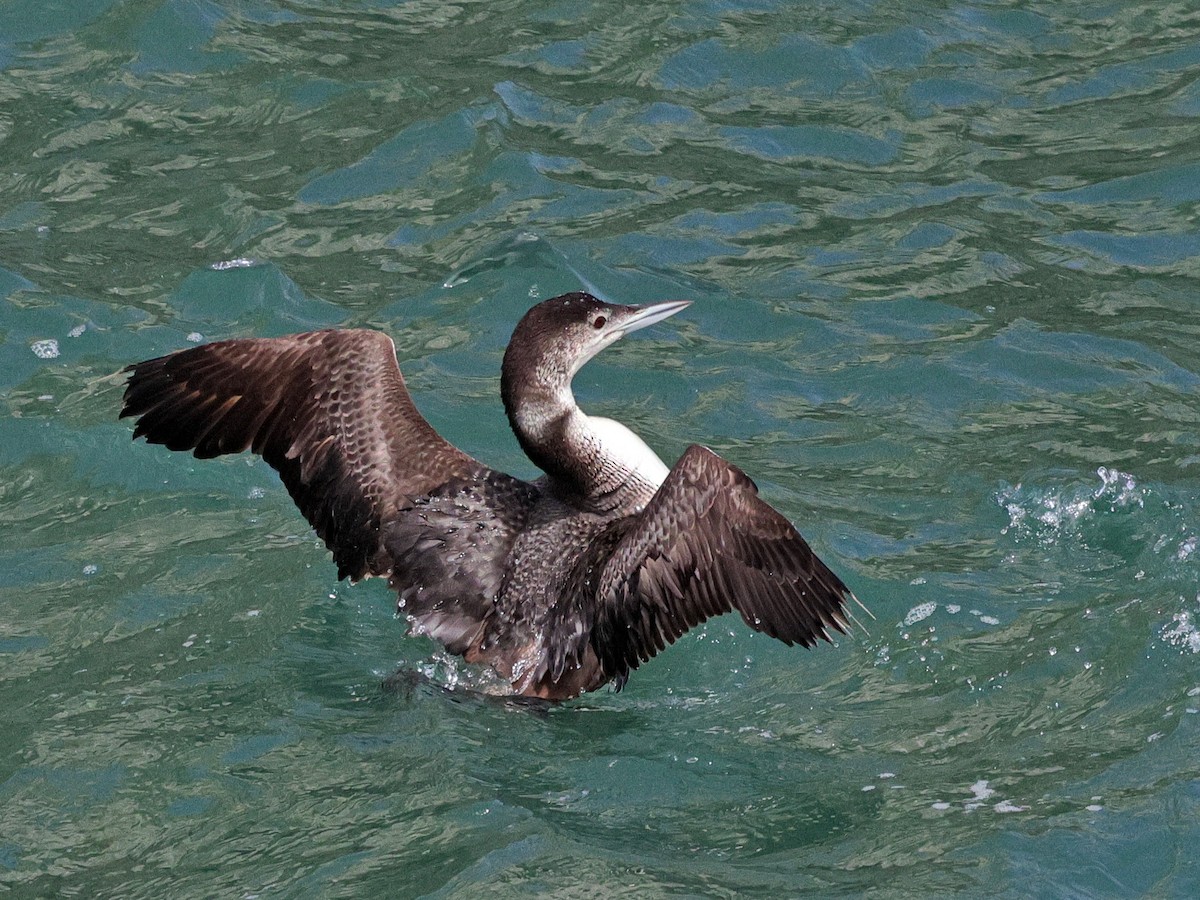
[591, 444, 855, 687]
[120, 329, 484, 581]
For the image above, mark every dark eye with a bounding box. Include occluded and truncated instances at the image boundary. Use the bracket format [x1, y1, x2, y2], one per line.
[592, 315, 607, 329]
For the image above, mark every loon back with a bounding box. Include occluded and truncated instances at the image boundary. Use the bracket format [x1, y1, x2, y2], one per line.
[120, 291, 860, 700]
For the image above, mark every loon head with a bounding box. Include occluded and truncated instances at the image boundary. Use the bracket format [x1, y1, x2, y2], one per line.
[501, 292, 691, 417]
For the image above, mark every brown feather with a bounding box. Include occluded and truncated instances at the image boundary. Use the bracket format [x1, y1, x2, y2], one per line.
[121, 329, 480, 581]
[590, 444, 854, 684]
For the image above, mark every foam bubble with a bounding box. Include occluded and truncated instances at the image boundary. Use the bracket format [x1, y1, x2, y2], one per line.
[965, 779, 995, 810]
[31, 339, 59, 359]
[969, 780, 995, 800]
[211, 257, 256, 270]
[1163, 611, 1200, 654]
[903, 602, 936, 626]
[994, 800, 1028, 813]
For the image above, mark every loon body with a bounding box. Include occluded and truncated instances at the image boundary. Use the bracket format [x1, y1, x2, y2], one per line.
[121, 292, 858, 699]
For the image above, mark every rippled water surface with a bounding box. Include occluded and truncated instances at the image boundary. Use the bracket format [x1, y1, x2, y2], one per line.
[4, 1, 1200, 896]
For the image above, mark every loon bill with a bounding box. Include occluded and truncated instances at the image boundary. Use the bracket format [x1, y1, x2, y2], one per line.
[120, 292, 862, 700]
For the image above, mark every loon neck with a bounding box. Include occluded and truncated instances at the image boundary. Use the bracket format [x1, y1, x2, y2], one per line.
[504, 384, 667, 510]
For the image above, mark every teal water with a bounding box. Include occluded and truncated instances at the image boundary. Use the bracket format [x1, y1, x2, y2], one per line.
[3, 0, 1200, 896]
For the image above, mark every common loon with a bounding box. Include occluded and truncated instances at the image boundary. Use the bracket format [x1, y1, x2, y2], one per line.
[120, 292, 860, 699]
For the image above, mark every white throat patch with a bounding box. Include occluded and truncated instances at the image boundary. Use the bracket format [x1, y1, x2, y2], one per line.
[583, 414, 669, 488]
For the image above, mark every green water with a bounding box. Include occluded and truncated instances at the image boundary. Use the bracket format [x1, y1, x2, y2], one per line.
[3, 0, 1200, 896]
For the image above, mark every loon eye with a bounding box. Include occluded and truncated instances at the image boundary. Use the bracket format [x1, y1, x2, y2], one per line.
[592, 315, 607, 329]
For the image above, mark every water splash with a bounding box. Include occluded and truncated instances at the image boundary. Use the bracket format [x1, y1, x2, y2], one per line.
[1000, 468, 1200, 661]
[1162, 608, 1200, 654]
[406, 651, 511, 696]
[997, 466, 1144, 545]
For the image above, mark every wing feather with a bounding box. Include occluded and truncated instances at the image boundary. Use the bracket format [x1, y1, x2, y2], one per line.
[593, 444, 856, 685]
[121, 329, 482, 581]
